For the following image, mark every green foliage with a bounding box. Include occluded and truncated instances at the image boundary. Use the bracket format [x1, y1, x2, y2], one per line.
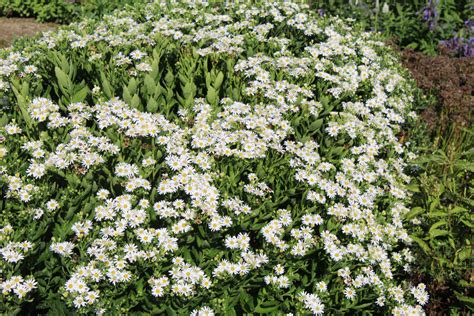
[407, 123, 473, 313]
[0, 0, 141, 23]
[0, 0, 75, 23]
[310, 0, 473, 55]
[76, 0, 137, 21]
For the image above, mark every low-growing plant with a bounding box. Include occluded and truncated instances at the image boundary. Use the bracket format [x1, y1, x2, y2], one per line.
[406, 124, 473, 314]
[0, 1, 432, 314]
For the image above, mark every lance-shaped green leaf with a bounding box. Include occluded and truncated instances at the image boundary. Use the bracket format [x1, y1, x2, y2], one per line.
[154, 84, 163, 99]
[131, 94, 140, 109]
[205, 72, 212, 90]
[150, 59, 160, 79]
[144, 74, 155, 95]
[55, 66, 72, 96]
[146, 98, 159, 112]
[206, 86, 218, 107]
[128, 78, 138, 95]
[0, 113, 8, 127]
[405, 207, 425, 220]
[309, 118, 324, 132]
[182, 81, 196, 100]
[21, 81, 30, 97]
[164, 70, 174, 86]
[123, 86, 132, 105]
[100, 71, 113, 98]
[214, 71, 224, 89]
[71, 86, 89, 103]
[11, 85, 32, 129]
[410, 235, 432, 254]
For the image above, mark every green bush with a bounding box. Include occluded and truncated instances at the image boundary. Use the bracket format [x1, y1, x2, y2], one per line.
[0, 2, 431, 314]
[0, 0, 75, 24]
[0, 0, 140, 23]
[310, 0, 473, 55]
[407, 124, 473, 313]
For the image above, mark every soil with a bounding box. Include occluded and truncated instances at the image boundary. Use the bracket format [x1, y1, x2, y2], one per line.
[0, 17, 57, 48]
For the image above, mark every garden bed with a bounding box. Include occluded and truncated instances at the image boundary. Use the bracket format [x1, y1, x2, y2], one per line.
[0, 2, 472, 315]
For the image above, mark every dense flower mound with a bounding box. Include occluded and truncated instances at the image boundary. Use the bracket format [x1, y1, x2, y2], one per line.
[0, 2, 428, 314]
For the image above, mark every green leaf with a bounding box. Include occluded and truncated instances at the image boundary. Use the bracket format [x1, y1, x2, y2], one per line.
[309, 119, 324, 132]
[183, 81, 196, 100]
[456, 247, 471, 262]
[205, 72, 212, 89]
[255, 303, 280, 313]
[11, 85, 32, 129]
[428, 210, 448, 217]
[214, 71, 224, 89]
[405, 183, 420, 193]
[450, 206, 468, 214]
[147, 99, 159, 113]
[131, 94, 140, 109]
[455, 293, 474, 309]
[0, 113, 8, 127]
[154, 84, 163, 99]
[144, 74, 155, 94]
[206, 86, 218, 106]
[165, 306, 177, 316]
[123, 87, 132, 105]
[71, 86, 89, 103]
[128, 78, 138, 94]
[405, 207, 425, 220]
[165, 70, 174, 86]
[353, 303, 374, 310]
[21, 81, 29, 97]
[100, 72, 113, 98]
[454, 160, 474, 172]
[429, 220, 447, 233]
[410, 235, 431, 254]
[55, 66, 72, 95]
[150, 59, 160, 79]
[429, 229, 449, 239]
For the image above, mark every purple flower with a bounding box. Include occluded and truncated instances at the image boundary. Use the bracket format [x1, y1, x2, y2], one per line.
[464, 19, 474, 32]
[422, 7, 432, 21]
[419, 0, 439, 30]
[439, 36, 474, 57]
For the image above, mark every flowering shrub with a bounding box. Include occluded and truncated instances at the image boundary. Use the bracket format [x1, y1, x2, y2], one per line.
[0, 2, 429, 314]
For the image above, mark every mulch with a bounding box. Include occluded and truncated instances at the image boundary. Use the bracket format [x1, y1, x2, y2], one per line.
[401, 47, 474, 133]
[0, 17, 57, 48]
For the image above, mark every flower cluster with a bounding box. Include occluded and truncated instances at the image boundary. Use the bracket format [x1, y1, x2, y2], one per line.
[264, 264, 291, 289]
[0, 1, 427, 314]
[0, 225, 36, 299]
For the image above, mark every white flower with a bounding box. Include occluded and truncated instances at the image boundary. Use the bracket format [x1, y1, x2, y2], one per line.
[50, 242, 74, 257]
[130, 50, 146, 60]
[191, 306, 215, 316]
[136, 62, 152, 72]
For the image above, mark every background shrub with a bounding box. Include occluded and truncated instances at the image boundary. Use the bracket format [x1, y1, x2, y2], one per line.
[0, 0, 139, 24]
[309, 0, 473, 56]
